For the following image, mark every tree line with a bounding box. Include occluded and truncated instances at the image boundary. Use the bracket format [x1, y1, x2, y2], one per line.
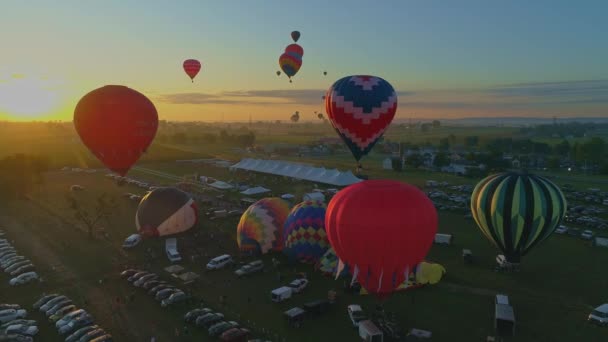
[0, 154, 51, 198]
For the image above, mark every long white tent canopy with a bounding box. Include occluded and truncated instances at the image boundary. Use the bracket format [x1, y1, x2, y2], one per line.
[231, 158, 362, 186]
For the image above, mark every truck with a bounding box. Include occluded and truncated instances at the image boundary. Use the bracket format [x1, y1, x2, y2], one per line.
[165, 238, 181, 263]
[271, 287, 293, 303]
[358, 320, 383, 342]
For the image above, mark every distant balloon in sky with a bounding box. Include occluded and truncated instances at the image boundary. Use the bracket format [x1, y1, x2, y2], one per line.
[325, 75, 397, 162]
[74, 85, 158, 176]
[183, 59, 201, 82]
[323, 71, 327, 76]
[276, 70, 281, 76]
[291, 31, 301, 42]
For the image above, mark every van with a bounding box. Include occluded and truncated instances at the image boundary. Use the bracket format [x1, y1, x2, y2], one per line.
[206, 255, 233, 270]
[165, 238, 181, 263]
[271, 287, 293, 303]
[358, 320, 383, 342]
[434, 233, 453, 245]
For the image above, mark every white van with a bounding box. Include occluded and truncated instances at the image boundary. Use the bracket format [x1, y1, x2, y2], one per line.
[122, 234, 142, 249]
[0, 309, 27, 324]
[434, 233, 453, 245]
[206, 255, 232, 270]
[359, 320, 383, 342]
[303, 192, 325, 202]
[165, 238, 181, 263]
[271, 287, 293, 303]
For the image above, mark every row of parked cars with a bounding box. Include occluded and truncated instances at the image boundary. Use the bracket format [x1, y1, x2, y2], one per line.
[0, 304, 38, 341]
[0, 233, 39, 286]
[555, 225, 596, 240]
[33, 293, 112, 341]
[184, 307, 252, 341]
[121, 269, 189, 307]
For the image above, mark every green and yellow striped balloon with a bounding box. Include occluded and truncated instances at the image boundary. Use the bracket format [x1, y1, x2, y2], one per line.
[470, 172, 567, 263]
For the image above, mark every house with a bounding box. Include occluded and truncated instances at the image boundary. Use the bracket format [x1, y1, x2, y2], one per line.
[382, 158, 393, 170]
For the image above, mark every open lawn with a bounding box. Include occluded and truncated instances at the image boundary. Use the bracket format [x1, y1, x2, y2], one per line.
[1, 163, 608, 341]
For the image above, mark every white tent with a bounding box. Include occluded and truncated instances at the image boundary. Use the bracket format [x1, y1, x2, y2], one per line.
[231, 158, 362, 186]
[241, 186, 271, 196]
[209, 181, 234, 190]
[383, 158, 393, 170]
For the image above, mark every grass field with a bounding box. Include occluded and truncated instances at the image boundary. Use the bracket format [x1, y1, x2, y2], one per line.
[1, 162, 608, 342]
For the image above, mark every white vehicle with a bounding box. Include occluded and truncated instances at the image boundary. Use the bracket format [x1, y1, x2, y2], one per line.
[347, 305, 366, 327]
[165, 238, 182, 263]
[10, 264, 35, 276]
[206, 254, 232, 270]
[40, 296, 68, 312]
[55, 309, 86, 328]
[434, 233, 453, 245]
[555, 225, 568, 234]
[0, 250, 16, 259]
[359, 320, 383, 342]
[5, 324, 39, 336]
[58, 314, 93, 335]
[271, 287, 293, 303]
[161, 291, 189, 307]
[134, 273, 158, 287]
[4, 260, 30, 273]
[288, 279, 309, 293]
[1, 256, 24, 269]
[122, 234, 142, 249]
[0, 319, 35, 330]
[581, 230, 594, 240]
[0, 309, 27, 324]
[33, 294, 59, 310]
[496, 294, 510, 305]
[9, 272, 39, 286]
[588, 303, 608, 325]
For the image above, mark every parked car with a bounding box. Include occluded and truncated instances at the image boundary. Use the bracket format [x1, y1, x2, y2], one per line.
[288, 278, 309, 293]
[220, 328, 250, 341]
[127, 271, 151, 283]
[1, 255, 23, 268]
[588, 303, 608, 326]
[234, 260, 264, 278]
[347, 305, 366, 327]
[148, 284, 175, 296]
[40, 296, 68, 312]
[4, 324, 39, 337]
[196, 313, 224, 328]
[65, 324, 100, 342]
[209, 321, 239, 337]
[45, 299, 73, 317]
[56, 309, 87, 328]
[206, 255, 233, 270]
[134, 273, 158, 287]
[10, 272, 39, 286]
[122, 234, 142, 249]
[89, 334, 113, 342]
[184, 308, 213, 323]
[120, 269, 140, 279]
[0, 304, 20, 311]
[581, 230, 594, 240]
[33, 294, 59, 310]
[161, 291, 189, 307]
[58, 314, 94, 335]
[271, 287, 293, 302]
[0, 252, 18, 262]
[10, 264, 35, 277]
[0, 319, 36, 330]
[555, 225, 568, 234]
[4, 260, 31, 274]
[155, 288, 180, 302]
[49, 305, 77, 323]
[79, 327, 107, 341]
[142, 280, 165, 291]
[0, 334, 33, 342]
[0, 309, 27, 324]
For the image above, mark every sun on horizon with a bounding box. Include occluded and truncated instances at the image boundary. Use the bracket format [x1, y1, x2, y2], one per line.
[0, 74, 68, 120]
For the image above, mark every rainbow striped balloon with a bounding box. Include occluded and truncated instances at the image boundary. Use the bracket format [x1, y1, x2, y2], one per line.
[237, 197, 291, 255]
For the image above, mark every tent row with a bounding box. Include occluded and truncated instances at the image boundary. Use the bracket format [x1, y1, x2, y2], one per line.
[230, 159, 362, 186]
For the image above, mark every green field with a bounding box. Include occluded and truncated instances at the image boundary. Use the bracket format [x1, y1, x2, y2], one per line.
[1, 123, 607, 342]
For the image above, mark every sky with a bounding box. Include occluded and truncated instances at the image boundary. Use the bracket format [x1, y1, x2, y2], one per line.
[0, 0, 607, 122]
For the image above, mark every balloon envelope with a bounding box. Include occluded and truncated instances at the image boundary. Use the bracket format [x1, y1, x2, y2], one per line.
[183, 59, 201, 81]
[279, 53, 302, 78]
[326, 180, 437, 297]
[470, 172, 567, 263]
[325, 75, 397, 161]
[136, 187, 198, 238]
[291, 30, 301, 42]
[74, 85, 158, 176]
[237, 198, 291, 255]
[283, 201, 330, 263]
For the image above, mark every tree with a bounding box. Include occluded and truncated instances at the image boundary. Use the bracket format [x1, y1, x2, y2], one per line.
[406, 153, 423, 168]
[554, 140, 570, 156]
[420, 123, 431, 133]
[432, 120, 441, 128]
[66, 193, 117, 238]
[433, 152, 450, 168]
[439, 138, 450, 151]
[465, 136, 479, 148]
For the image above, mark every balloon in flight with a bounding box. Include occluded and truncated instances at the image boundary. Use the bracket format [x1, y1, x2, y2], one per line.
[183, 59, 201, 82]
[325, 75, 397, 162]
[470, 172, 567, 263]
[325, 180, 437, 297]
[74, 85, 158, 176]
[291, 30, 301, 42]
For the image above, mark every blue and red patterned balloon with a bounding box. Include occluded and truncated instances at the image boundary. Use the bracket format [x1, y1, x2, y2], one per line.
[283, 201, 329, 263]
[325, 75, 397, 161]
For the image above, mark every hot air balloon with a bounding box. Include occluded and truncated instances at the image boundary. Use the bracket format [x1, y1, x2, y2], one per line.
[183, 59, 201, 82]
[283, 201, 330, 263]
[74, 85, 158, 176]
[136, 187, 198, 238]
[290, 114, 300, 123]
[318, 113, 324, 120]
[318, 247, 350, 277]
[276, 70, 281, 76]
[470, 172, 567, 264]
[291, 30, 301, 42]
[285, 44, 304, 58]
[325, 75, 397, 162]
[323, 71, 327, 76]
[237, 198, 291, 255]
[326, 180, 437, 297]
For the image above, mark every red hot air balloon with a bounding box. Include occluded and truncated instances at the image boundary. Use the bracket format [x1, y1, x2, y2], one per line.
[325, 180, 437, 297]
[74, 85, 158, 176]
[183, 59, 201, 82]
